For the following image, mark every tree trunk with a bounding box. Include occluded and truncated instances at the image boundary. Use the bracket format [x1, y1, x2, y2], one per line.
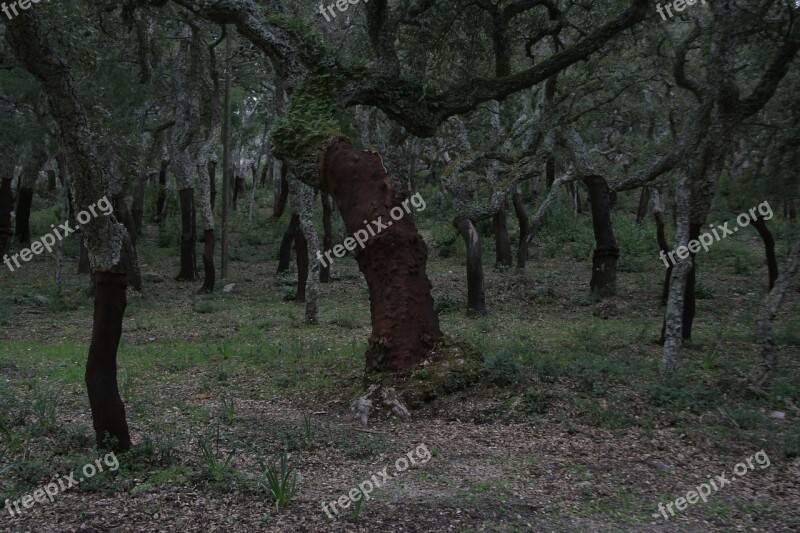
[176, 187, 197, 281]
[156, 159, 169, 223]
[512, 185, 529, 269]
[662, 178, 690, 378]
[47, 169, 56, 192]
[681, 223, 701, 340]
[78, 238, 91, 274]
[198, 157, 216, 294]
[545, 155, 555, 189]
[582, 175, 619, 297]
[0, 178, 13, 258]
[636, 186, 651, 223]
[454, 216, 486, 317]
[86, 272, 131, 450]
[320, 193, 333, 282]
[208, 160, 217, 210]
[651, 189, 672, 304]
[5, 8, 133, 451]
[15, 185, 33, 244]
[112, 194, 142, 292]
[324, 140, 443, 373]
[750, 241, 800, 388]
[751, 216, 778, 290]
[493, 200, 512, 268]
[132, 173, 147, 237]
[289, 177, 319, 323]
[273, 162, 288, 218]
[294, 219, 308, 303]
[277, 213, 300, 274]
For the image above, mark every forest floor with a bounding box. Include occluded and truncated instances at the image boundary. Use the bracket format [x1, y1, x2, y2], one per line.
[1, 191, 799, 532]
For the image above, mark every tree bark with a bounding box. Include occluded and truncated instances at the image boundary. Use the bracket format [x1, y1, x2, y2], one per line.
[156, 159, 169, 223]
[750, 241, 800, 388]
[513, 185, 529, 269]
[662, 178, 690, 378]
[5, 8, 134, 450]
[651, 189, 672, 304]
[208, 160, 217, 210]
[294, 218, 308, 303]
[277, 213, 300, 274]
[15, 185, 33, 244]
[86, 272, 131, 450]
[323, 140, 443, 373]
[681, 223, 701, 340]
[176, 187, 197, 281]
[0, 178, 13, 258]
[751, 216, 778, 290]
[78, 238, 91, 274]
[289, 177, 319, 323]
[112, 194, 142, 292]
[493, 202, 513, 268]
[582, 175, 619, 297]
[454, 216, 487, 317]
[320, 193, 333, 282]
[132, 173, 147, 237]
[636, 186, 651, 223]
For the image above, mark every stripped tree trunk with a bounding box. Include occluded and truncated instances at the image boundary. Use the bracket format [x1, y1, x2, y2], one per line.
[324, 140, 443, 373]
[111, 194, 142, 292]
[751, 216, 778, 290]
[582, 175, 619, 297]
[454, 216, 486, 317]
[750, 241, 800, 388]
[6, 8, 133, 450]
[278, 214, 299, 274]
[0, 177, 12, 258]
[320, 193, 333, 282]
[636, 186, 651, 223]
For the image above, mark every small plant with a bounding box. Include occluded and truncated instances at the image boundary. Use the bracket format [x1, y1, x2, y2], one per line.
[433, 294, 458, 314]
[352, 487, 365, 521]
[196, 432, 237, 483]
[220, 396, 235, 424]
[30, 385, 57, 435]
[481, 349, 521, 386]
[258, 451, 298, 511]
[702, 331, 724, 370]
[301, 414, 314, 450]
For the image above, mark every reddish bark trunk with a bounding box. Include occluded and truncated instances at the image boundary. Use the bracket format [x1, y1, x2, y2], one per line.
[454, 216, 487, 317]
[320, 193, 333, 282]
[295, 224, 308, 302]
[176, 188, 197, 281]
[493, 201, 512, 268]
[277, 213, 300, 274]
[199, 229, 216, 294]
[0, 178, 13, 258]
[86, 271, 131, 451]
[15, 186, 33, 244]
[582, 175, 619, 297]
[752, 217, 778, 290]
[323, 141, 443, 373]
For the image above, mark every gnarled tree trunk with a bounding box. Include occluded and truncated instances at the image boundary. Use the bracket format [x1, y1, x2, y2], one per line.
[324, 140, 443, 373]
[752, 216, 778, 290]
